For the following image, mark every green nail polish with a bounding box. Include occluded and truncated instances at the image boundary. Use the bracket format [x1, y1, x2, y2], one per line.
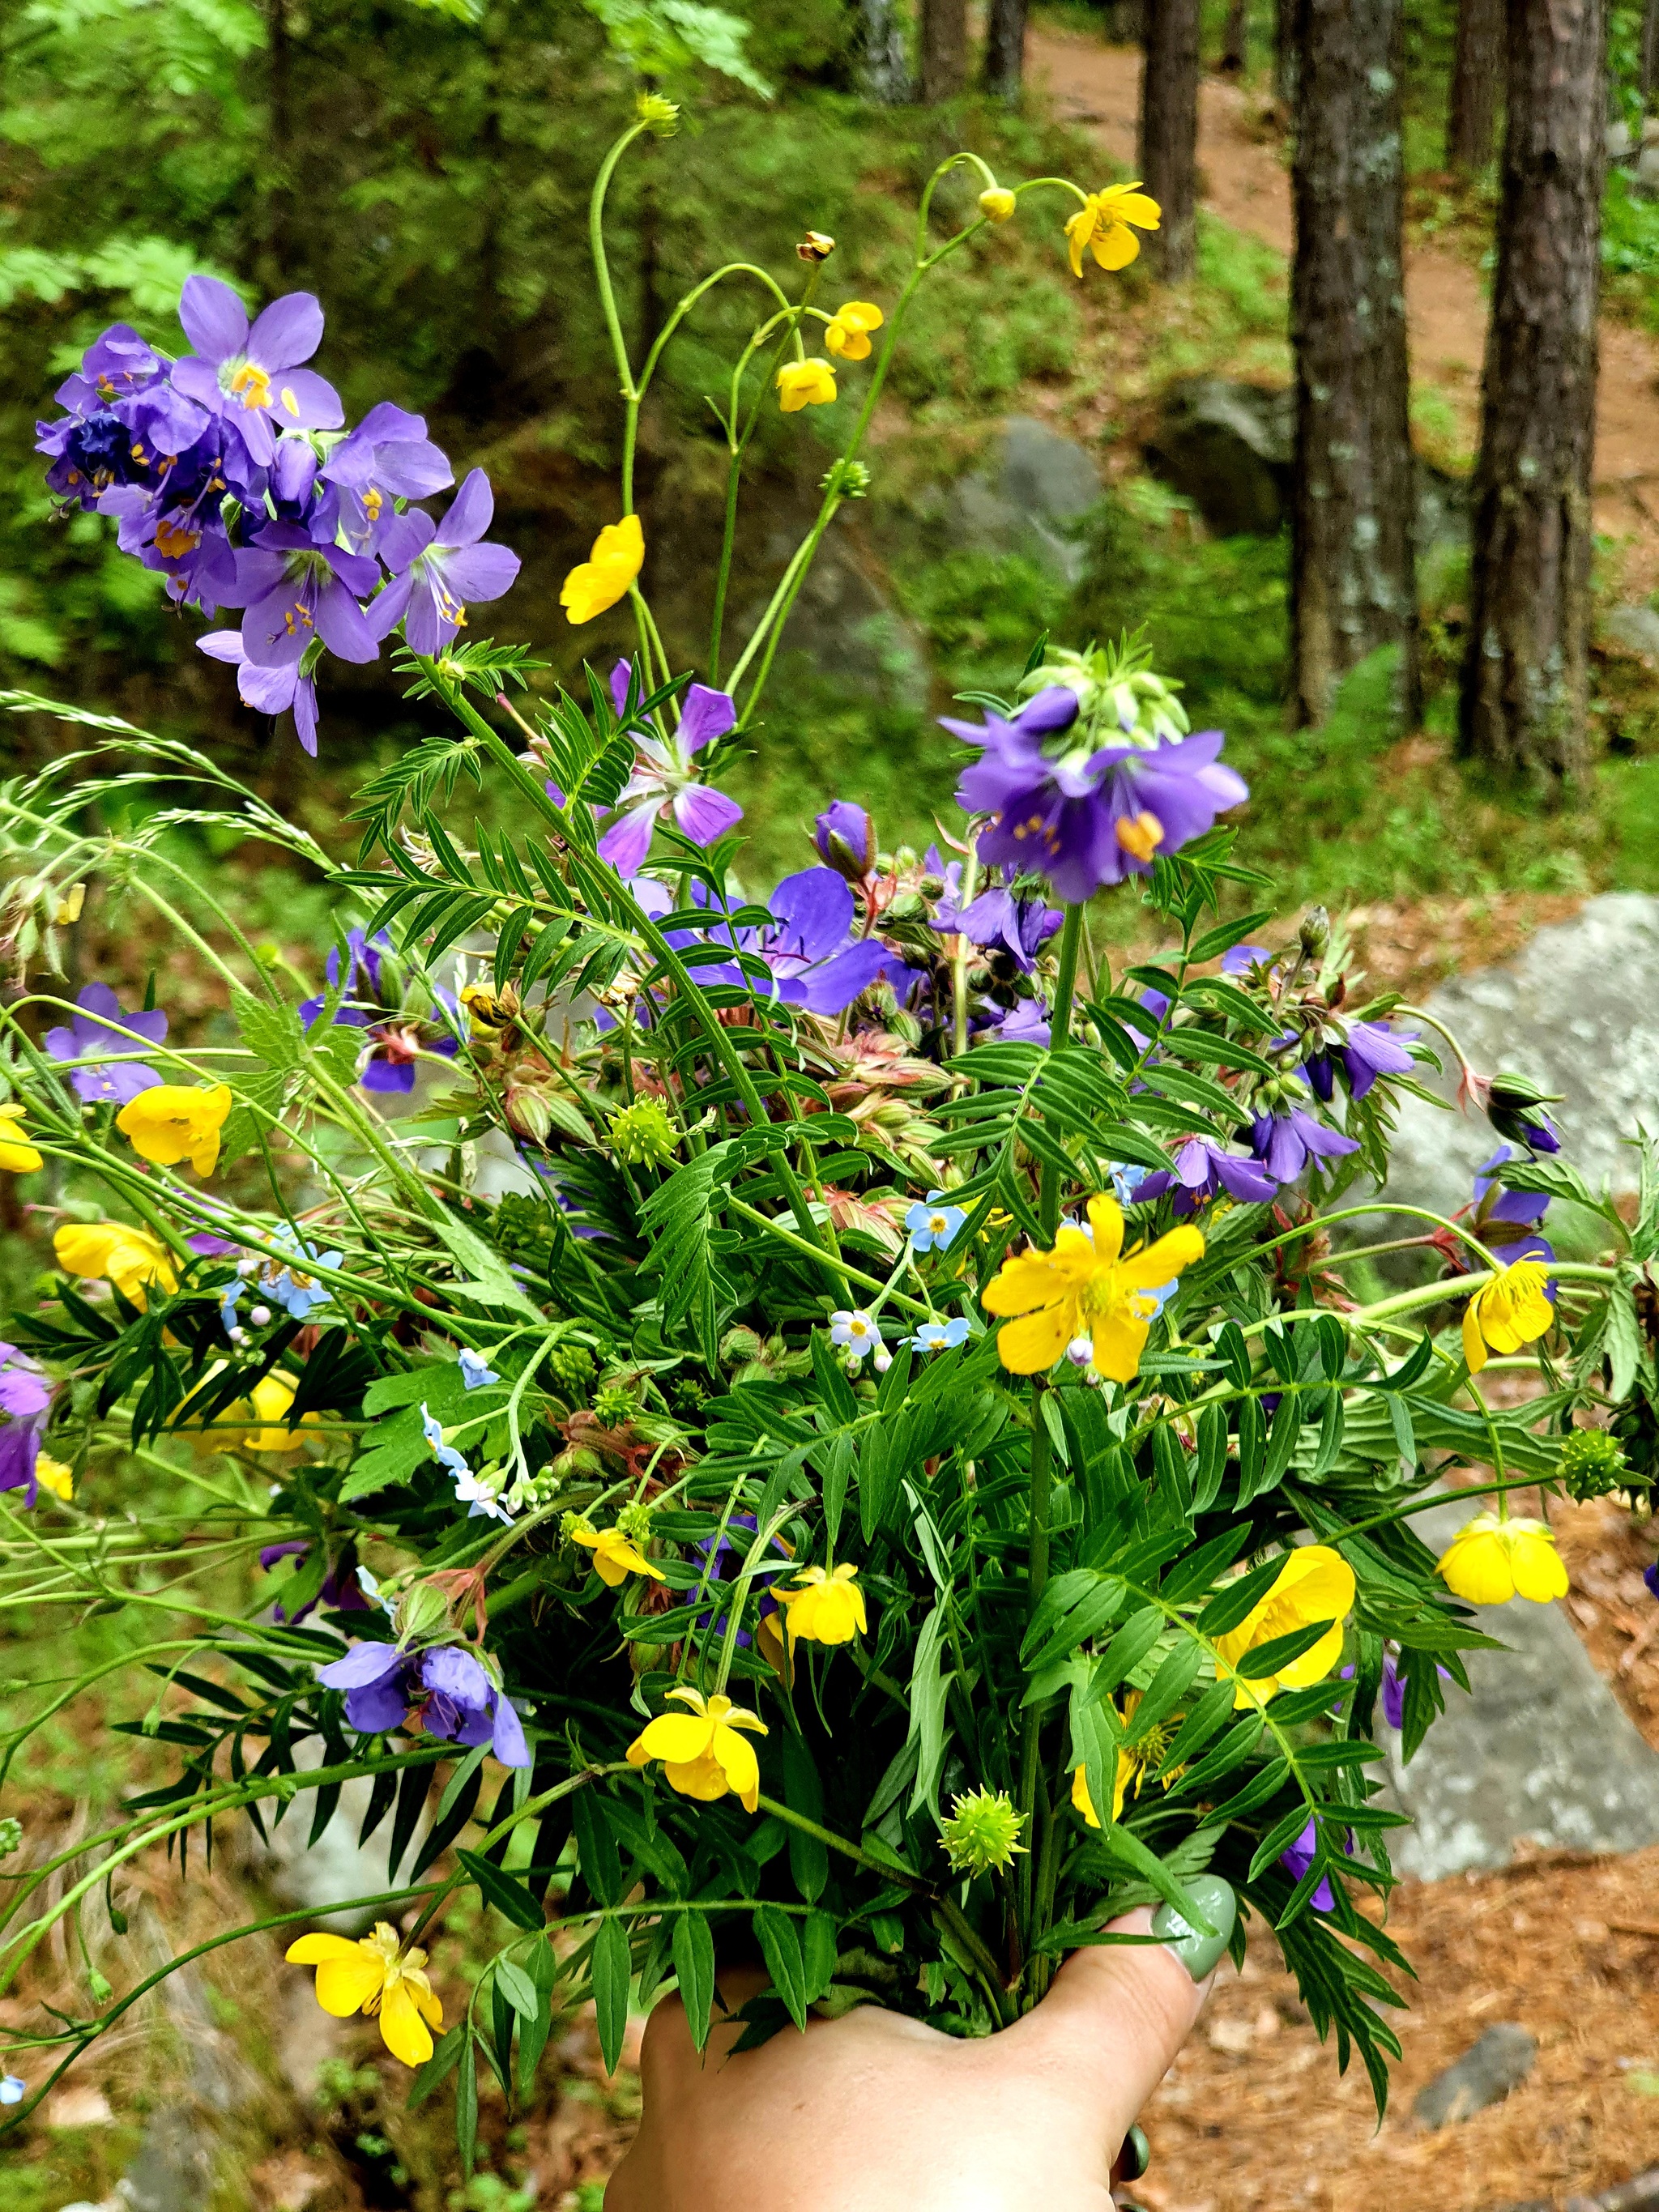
[1150, 1874, 1237, 1982]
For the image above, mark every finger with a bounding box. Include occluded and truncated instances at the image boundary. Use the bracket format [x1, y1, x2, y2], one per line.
[997, 1907, 1217, 2147]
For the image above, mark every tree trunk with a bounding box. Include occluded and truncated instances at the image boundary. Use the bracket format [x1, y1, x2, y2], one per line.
[1290, 0, 1419, 728]
[984, 0, 1026, 102]
[1459, 0, 1605, 784]
[263, 0, 295, 285]
[922, 0, 968, 100]
[1273, 0, 1297, 109]
[856, 0, 911, 103]
[1448, 0, 1504, 173]
[1139, 0, 1200, 280]
[1219, 0, 1247, 73]
[1642, 0, 1659, 108]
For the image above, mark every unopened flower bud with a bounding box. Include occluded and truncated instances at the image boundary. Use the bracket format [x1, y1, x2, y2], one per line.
[814, 800, 875, 882]
[873, 1349, 893, 1374]
[0, 1818, 21, 1856]
[888, 1006, 924, 1048]
[940, 1787, 1026, 1874]
[396, 1581, 452, 1642]
[1559, 1426, 1630, 1502]
[979, 186, 1017, 223]
[1066, 1335, 1093, 1366]
[637, 92, 680, 134]
[1482, 1071, 1563, 1153]
[1299, 906, 1330, 961]
[797, 231, 836, 262]
[609, 1097, 680, 1168]
[249, 1304, 271, 1328]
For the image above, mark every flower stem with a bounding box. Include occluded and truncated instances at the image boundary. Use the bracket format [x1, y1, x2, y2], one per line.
[1015, 1377, 1053, 1937]
[1038, 903, 1085, 1238]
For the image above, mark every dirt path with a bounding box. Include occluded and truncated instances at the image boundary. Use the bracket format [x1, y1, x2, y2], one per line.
[1030, 26, 1659, 591]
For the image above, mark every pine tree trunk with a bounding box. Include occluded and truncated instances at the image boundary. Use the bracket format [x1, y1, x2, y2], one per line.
[922, 0, 968, 100]
[1139, 0, 1200, 281]
[984, 0, 1027, 101]
[1290, 0, 1418, 727]
[1274, 0, 1297, 109]
[1448, 0, 1504, 173]
[1642, 0, 1659, 107]
[1459, 0, 1605, 784]
[1219, 0, 1247, 73]
[857, 0, 911, 103]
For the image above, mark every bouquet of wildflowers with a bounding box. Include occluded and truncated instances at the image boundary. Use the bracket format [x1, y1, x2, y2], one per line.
[0, 99, 1649, 2151]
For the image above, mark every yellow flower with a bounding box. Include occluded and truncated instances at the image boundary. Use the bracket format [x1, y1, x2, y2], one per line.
[285, 1922, 444, 2066]
[53, 884, 85, 925]
[625, 1686, 768, 1813]
[241, 1372, 314, 1451]
[1064, 182, 1162, 277]
[560, 514, 644, 626]
[53, 1221, 177, 1305]
[1461, 1259, 1553, 1375]
[571, 1524, 666, 1588]
[115, 1084, 231, 1177]
[823, 301, 884, 361]
[1436, 1512, 1567, 1605]
[1211, 1545, 1356, 1709]
[1069, 1690, 1179, 1828]
[33, 1454, 73, 1504]
[1071, 1754, 1132, 1830]
[981, 1194, 1202, 1384]
[979, 186, 1017, 223]
[775, 357, 838, 413]
[778, 1562, 866, 1645]
[0, 1105, 42, 1175]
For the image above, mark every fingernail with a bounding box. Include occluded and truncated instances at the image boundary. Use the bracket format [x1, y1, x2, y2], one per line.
[1120, 2124, 1151, 2182]
[1150, 1873, 1237, 1982]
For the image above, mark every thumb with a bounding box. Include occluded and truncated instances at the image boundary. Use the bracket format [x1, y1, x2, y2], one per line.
[997, 1906, 1219, 2152]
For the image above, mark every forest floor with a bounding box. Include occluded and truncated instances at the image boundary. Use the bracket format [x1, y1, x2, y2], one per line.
[1028, 25, 1659, 597]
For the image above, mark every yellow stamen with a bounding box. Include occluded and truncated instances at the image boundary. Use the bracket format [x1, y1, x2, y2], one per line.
[1115, 810, 1165, 863]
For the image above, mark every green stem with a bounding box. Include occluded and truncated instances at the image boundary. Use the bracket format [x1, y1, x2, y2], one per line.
[1038, 903, 1085, 1238]
[727, 1198, 929, 1318]
[1014, 1378, 1053, 1933]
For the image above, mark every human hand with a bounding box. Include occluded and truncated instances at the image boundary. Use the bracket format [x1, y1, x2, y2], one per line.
[604, 1906, 1220, 2212]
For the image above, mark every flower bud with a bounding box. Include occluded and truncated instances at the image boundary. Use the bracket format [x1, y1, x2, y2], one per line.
[0, 1818, 21, 1856]
[814, 800, 875, 882]
[940, 1787, 1026, 1874]
[53, 884, 86, 926]
[396, 1581, 452, 1643]
[797, 231, 836, 262]
[609, 1097, 680, 1168]
[637, 92, 680, 134]
[1299, 906, 1330, 961]
[1559, 1426, 1630, 1502]
[979, 186, 1017, 223]
[1482, 1071, 1563, 1153]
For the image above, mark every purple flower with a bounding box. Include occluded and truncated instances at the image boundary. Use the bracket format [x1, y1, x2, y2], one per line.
[0, 1348, 49, 1422]
[710, 868, 901, 1016]
[45, 984, 168, 1105]
[1278, 1818, 1341, 1912]
[597, 662, 743, 875]
[367, 468, 521, 654]
[1469, 1149, 1555, 1270]
[299, 929, 390, 1026]
[1248, 1097, 1360, 1182]
[321, 401, 452, 556]
[316, 1638, 529, 1766]
[1329, 1020, 1416, 1101]
[0, 1414, 44, 1507]
[693, 1514, 790, 1647]
[980, 996, 1052, 1047]
[261, 1539, 370, 1625]
[1220, 944, 1271, 977]
[218, 526, 381, 671]
[169, 276, 343, 469]
[934, 881, 1063, 976]
[1646, 1563, 1659, 1604]
[814, 801, 875, 882]
[947, 687, 1249, 903]
[1139, 1136, 1278, 1214]
[198, 629, 320, 753]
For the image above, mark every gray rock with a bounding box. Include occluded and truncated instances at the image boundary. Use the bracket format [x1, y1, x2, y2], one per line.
[1144, 378, 1294, 538]
[1382, 1496, 1659, 1877]
[773, 531, 931, 707]
[1376, 892, 1659, 1235]
[1636, 141, 1659, 194]
[943, 415, 1103, 582]
[1609, 118, 1636, 162]
[1602, 603, 1659, 662]
[1413, 2022, 1537, 2128]
[249, 1732, 430, 1931]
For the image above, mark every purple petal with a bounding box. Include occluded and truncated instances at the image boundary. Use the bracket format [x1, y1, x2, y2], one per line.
[491, 1693, 531, 1767]
[238, 658, 301, 714]
[672, 784, 743, 846]
[196, 628, 247, 667]
[294, 675, 319, 757]
[269, 368, 343, 433]
[247, 292, 324, 371]
[169, 356, 228, 413]
[361, 1055, 416, 1093]
[439, 542, 520, 605]
[402, 582, 444, 656]
[678, 684, 737, 753]
[767, 867, 855, 963]
[365, 569, 415, 642]
[788, 939, 893, 1014]
[345, 1677, 411, 1734]
[317, 1640, 405, 1690]
[597, 800, 662, 877]
[419, 1643, 492, 1705]
[313, 576, 380, 664]
[179, 275, 249, 364]
[610, 659, 633, 715]
[376, 439, 453, 499]
[380, 509, 436, 574]
[437, 467, 493, 548]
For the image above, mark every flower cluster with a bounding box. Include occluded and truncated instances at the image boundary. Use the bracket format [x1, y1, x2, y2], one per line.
[39, 282, 519, 753]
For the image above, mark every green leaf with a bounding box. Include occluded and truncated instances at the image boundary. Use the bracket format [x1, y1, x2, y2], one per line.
[572, 1784, 623, 1907]
[591, 1916, 632, 2072]
[455, 2031, 479, 2172]
[406, 2026, 464, 2109]
[781, 1733, 829, 1905]
[433, 1215, 543, 1319]
[753, 1903, 808, 2029]
[906, 1598, 955, 1821]
[672, 1912, 716, 2051]
[458, 1848, 545, 1931]
[1086, 1605, 1165, 1703]
[493, 1955, 541, 2018]
[1235, 1618, 1338, 1680]
[803, 1909, 838, 2004]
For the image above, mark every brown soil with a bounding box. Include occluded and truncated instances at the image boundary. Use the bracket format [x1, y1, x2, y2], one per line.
[1029, 27, 1659, 595]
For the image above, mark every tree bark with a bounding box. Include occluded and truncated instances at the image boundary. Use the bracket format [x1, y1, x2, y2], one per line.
[1139, 0, 1200, 281]
[1274, 0, 1297, 110]
[1642, 0, 1659, 108]
[1459, 0, 1605, 784]
[1219, 0, 1247, 73]
[984, 0, 1026, 102]
[856, 0, 911, 103]
[1290, 0, 1419, 728]
[1448, 0, 1504, 173]
[921, 0, 968, 100]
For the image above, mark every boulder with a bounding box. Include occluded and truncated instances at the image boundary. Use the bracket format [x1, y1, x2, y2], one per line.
[1381, 1495, 1659, 1878]
[1376, 892, 1659, 1233]
[1413, 2022, 1537, 2128]
[775, 530, 932, 706]
[1143, 378, 1293, 538]
[1601, 603, 1659, 663]
[942, 415, 1104, 583]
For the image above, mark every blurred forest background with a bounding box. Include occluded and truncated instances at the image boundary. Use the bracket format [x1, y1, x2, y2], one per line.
[7, 3, 1659, 2208]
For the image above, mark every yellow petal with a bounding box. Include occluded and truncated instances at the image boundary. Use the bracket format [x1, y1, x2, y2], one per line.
[711, 1725, 761, 1813]
[1506, 1524, 1568, 1603]
[996, 1302, 1074, 1374]
[1462, 1299, 1487, 1373]
[1272, 1617, 1347, 1690]
[285, 1933, 364, 1963]
[982, 1248, 1072, 1316]
[1119, 1222, 1205, 1290]
[633, 1713, 717, 1766]
[1092, 224, 1141, 271]
[378, 1978, 435, 2066]
[663, 1750, 731, 1802]
[1089, 1310, 1149, 1385]
[1085, 1193, 1125, 1266]
[1437, 1528, 1515, 1605]
[313, 1953, 388, 2018]
[1071, 1763, 1100, 1829]
[1107, 189, 1162, 228]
